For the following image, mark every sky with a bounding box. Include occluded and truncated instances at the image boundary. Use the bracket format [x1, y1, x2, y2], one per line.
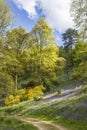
[5, 0, 74, 45]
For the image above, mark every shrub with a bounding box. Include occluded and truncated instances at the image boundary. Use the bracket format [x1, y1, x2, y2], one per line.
[33, 85, 44, 100]
[26, 85, 45, 101]
[26, 88, 34, 101]
[5, 94, 20, 105]
[57, 89, 62, 96]
[16, 88, 26, 101]
[82, 85, 87, 93]
[14, 95, 20, 103]
[5, 95, 14, 105]
[5, 85, 45, 105]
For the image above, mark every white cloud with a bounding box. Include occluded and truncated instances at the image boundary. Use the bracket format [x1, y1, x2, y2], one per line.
[12, 0, 39, 18]
[12, 0, 74, 32]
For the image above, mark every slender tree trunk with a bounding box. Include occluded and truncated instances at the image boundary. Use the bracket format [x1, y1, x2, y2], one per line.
[15, 74, 18, 90]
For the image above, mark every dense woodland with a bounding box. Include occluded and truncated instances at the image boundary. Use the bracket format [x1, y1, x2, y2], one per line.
[0, 0, 87, 105]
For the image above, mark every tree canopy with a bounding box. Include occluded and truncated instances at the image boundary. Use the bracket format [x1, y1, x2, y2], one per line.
[71, 0, 87, 41]
[0, 0, 87, 100]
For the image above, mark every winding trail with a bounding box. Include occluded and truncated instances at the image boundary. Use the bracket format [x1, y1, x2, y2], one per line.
[9, 116, 68, 130]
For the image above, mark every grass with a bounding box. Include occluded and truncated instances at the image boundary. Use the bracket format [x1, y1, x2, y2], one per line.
[0, 117, 38, 130]
[54, 117, 87, 130]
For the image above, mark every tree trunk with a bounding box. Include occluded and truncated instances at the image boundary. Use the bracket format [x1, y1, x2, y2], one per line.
[15, 74, 18, 90]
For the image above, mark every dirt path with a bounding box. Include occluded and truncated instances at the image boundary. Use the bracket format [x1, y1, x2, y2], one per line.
[9, 116, 68, 130]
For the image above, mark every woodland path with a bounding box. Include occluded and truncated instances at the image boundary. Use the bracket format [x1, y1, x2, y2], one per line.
[9, 116, 68, 130]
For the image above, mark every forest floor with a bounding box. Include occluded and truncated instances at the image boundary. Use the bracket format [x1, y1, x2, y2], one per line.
[0, 82, 87, 130]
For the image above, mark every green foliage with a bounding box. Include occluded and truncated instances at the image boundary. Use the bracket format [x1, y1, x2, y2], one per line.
[82, 85, 87, 93]
[0, 1, 14, 98]
[62, 28, 77, 50]
[0, 0, 11, 36]
[0, 73, 14, 98]
[61, 28, 78, 76]
[0, 11, 66, 97]
[6, 27, 26, 50]
[29, 18, 55, 47]
[22, 18, 63, 89]
[56, 57, 66, 75]
[72, 42, 87, 80]
[5, 27, 27, 90]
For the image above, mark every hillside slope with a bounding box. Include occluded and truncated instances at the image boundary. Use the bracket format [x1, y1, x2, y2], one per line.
[0, 83, 87, 130]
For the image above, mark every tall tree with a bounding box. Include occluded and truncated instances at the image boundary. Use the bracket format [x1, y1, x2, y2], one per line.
[24, 18, 63, 89]
[0, 0, 11, 36]
[5, 27, 27, 90]
[62, 28, 77, 50]
[62, 28, 77, 76]
[0, 0, 14, 98]
[71, 0, 87, 41]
